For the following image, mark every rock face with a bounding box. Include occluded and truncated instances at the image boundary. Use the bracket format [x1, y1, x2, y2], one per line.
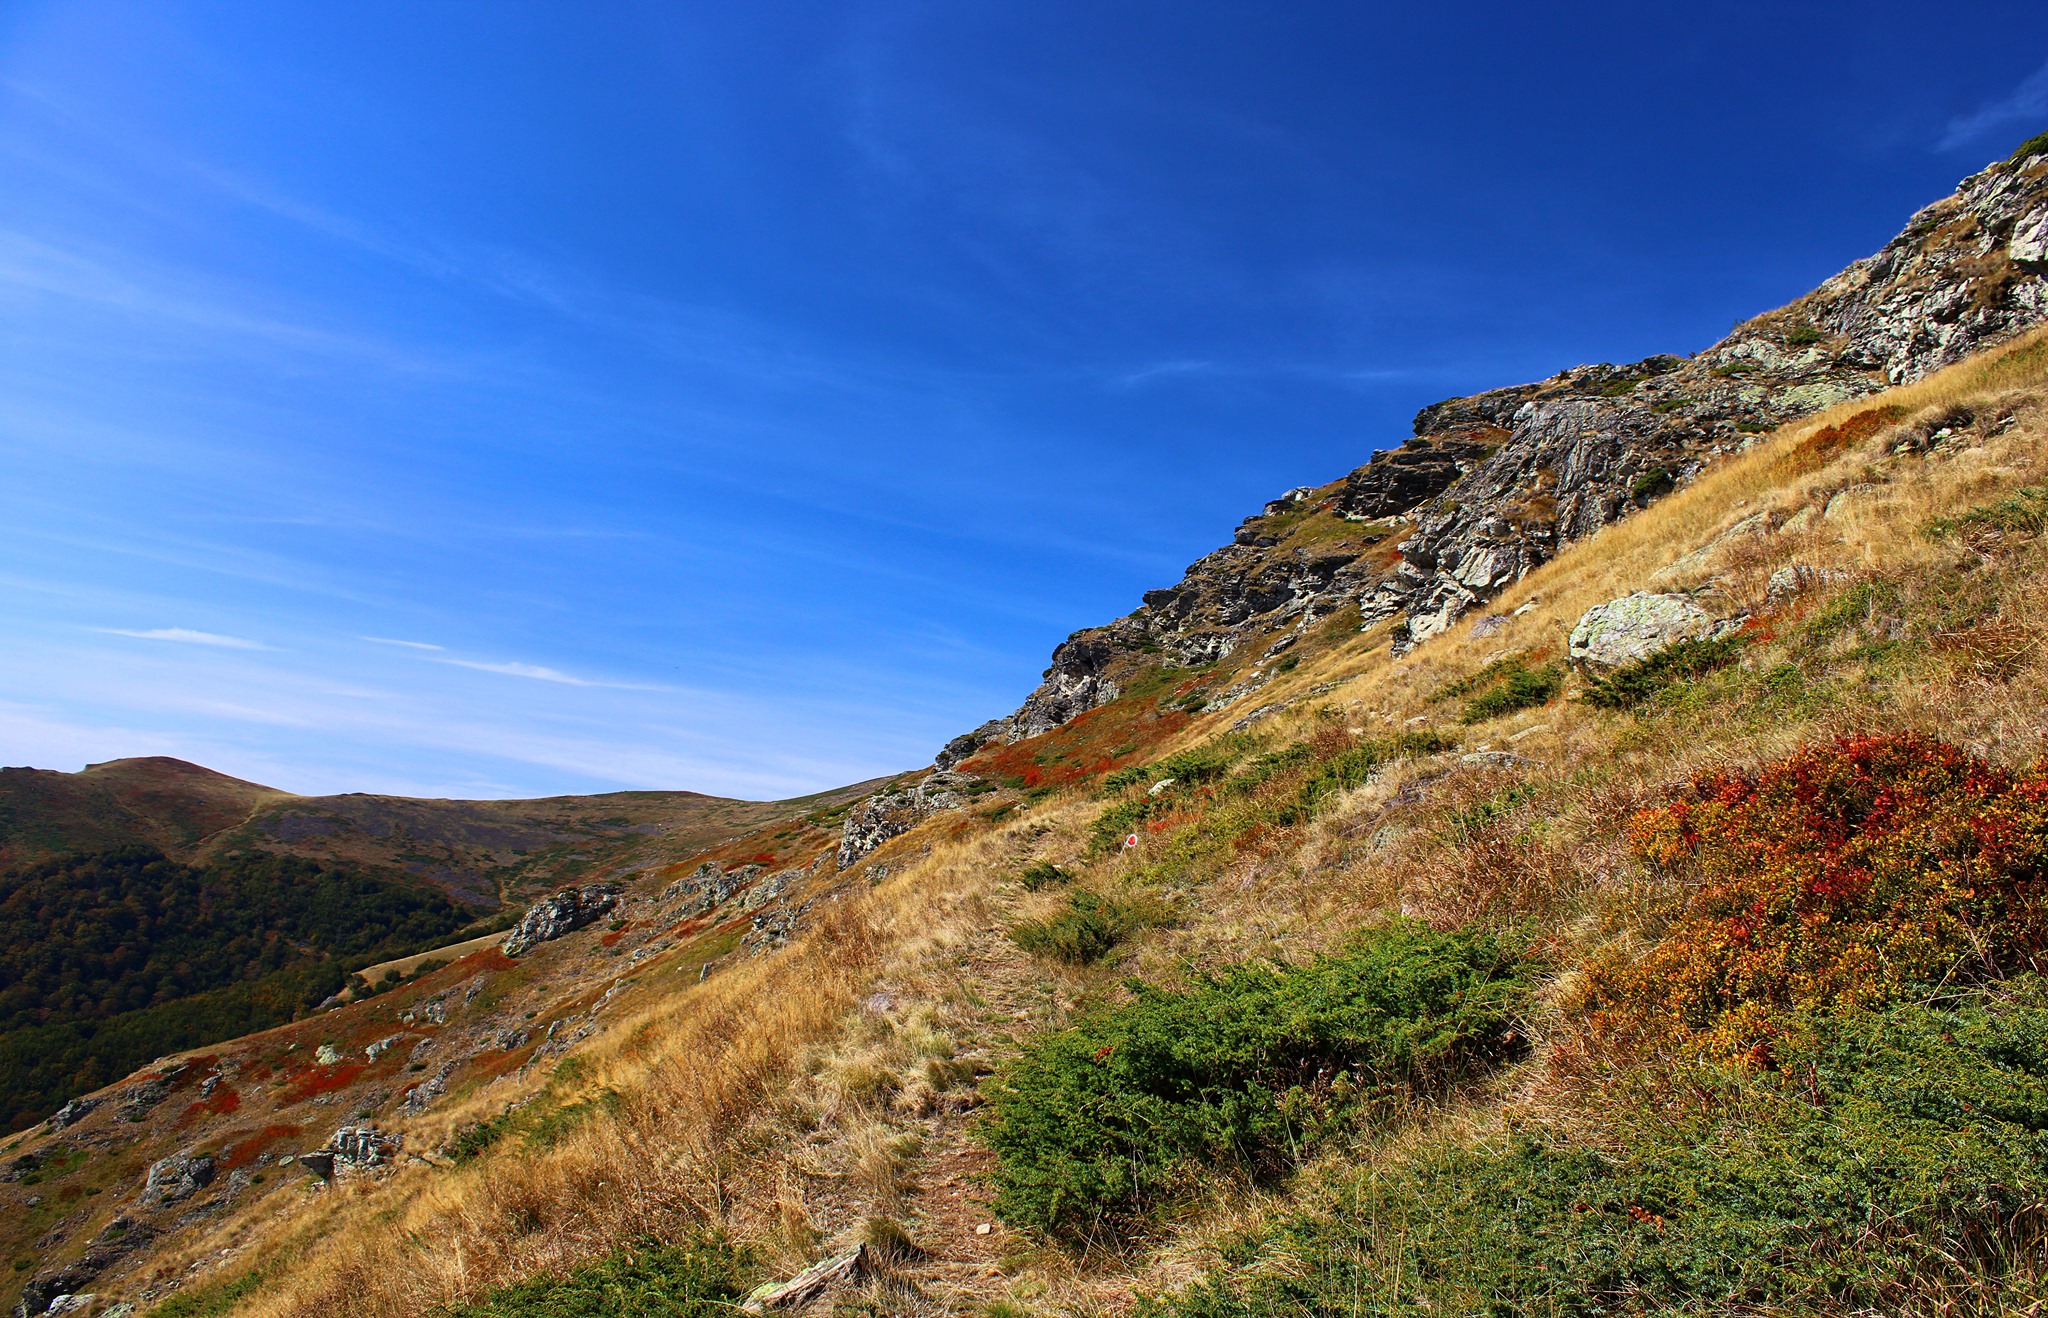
[835, 772, 977, 870]
[500, 884, 622, 957]
[328, 1125, 401, 1172]
[140, 1152, 213, 1207]
[1567, 593, 1731, 670]
[944, 143, 2048, 752]
[47, 1097, 96, 1130]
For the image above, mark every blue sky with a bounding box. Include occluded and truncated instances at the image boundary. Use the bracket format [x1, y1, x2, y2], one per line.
[2, 3, 2046, 800]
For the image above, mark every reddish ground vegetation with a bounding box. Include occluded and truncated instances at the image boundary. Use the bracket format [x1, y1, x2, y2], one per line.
[219, 1123, 303, 1169]
[279, 1062, 367, 1105]
[962, 693, 1191, 790]
[181, 1086, 241, 1121]
[1585, 733, 2048, 1058]
[1794, 404, 1908, 466]
[456, 947, 518, 976]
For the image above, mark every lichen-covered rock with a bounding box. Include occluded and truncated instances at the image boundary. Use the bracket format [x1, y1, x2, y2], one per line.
[836, 772, 978, 870]
[140, 1152, 214, 1207]
[1568, 593, 1730, 670]
[2012, 205, 2048, 265]
[328, 1125, 401, 1172]
[47, 1097, 96, 1130]
[500, 884, 622, 956]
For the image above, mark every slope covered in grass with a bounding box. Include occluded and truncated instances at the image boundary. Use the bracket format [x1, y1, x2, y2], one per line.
[18, 157, 2048, 1317]
[99, 321, 2048, 1318]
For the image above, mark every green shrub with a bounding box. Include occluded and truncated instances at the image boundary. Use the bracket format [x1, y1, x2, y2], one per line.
[1784, 323, 1825, 345]
[1089, 797, 1162, 852]
[983, 922, 1531, 1243]
[449, 1113, 513, 1162]
[1580, 634, 1744, 710]
[1016, 861, 1072, 892]
[1102, 765, 1149, 791]
[441, 1238, 753, 1317]
[1145, 985, 2048, 1317]
[1277, 737, 1429, 820]
[1430, 652, 1529, 701]
[1628, 467, 1675, 501]
[1103, 743, 1241, 797]
[1091, 731, 1451, 857]
[2009, 127, 2048, 164]
[1010, 891, 1153, 965]
[1460, 662, 1562, 724]
[523, 1089, 622, 1151]
[1155, 744, 1242, 786]
[145, 1271, 264, 1318]
[1923, 484, 2048, 541]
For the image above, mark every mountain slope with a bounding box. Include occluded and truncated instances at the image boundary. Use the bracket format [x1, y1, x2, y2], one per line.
[944, 140, 2048, 761]
[0, 759, 285, 871]
[10, 142, 2048, 1318]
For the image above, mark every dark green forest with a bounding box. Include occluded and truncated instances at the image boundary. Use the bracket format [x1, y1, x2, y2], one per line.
[0, 846, 480, 1129]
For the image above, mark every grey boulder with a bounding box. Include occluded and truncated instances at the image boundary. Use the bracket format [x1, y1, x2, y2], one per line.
[1568, 593, 1730, 670]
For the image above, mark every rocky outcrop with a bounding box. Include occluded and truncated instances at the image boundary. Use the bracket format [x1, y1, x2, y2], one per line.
[942, 142, 2048, 752]
[836, 772, 978, 870]
[14, 1209, 153, 1318]
[47, 1098, 96, 1131]
[327, 1126, 401, 1173]
[140, 1153, 213, 1208]
[1568, 593, 1734, 670]
[500, 884, 622, 957]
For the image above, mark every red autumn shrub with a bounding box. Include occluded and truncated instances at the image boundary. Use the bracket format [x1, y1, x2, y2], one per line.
[1793, 404, 1906, 467]
[1586, 733, 2048, 1057]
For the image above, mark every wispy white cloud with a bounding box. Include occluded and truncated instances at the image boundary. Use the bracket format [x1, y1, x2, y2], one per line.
[437, 657, 592, 684]
[362, 635, 444, 651]
[1112, 359, 1215, 388]
[433, 656, 662, 691]
[100, 626, 267, 649]
[1940, 58, 2048, 151]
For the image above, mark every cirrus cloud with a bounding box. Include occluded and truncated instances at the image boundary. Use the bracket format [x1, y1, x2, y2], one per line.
[100, 626, 268, 650]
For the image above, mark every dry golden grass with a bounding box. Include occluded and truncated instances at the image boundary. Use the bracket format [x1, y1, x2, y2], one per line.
[136, 326, 2048, 1317]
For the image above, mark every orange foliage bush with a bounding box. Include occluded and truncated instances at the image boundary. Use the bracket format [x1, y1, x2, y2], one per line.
[961, 692, 1190, 789]
[1586, 733, 2048, 1059]
[1793, 404, 1906, 466]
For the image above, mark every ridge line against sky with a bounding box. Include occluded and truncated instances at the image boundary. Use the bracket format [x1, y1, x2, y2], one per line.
[2, 1, 2045, 800]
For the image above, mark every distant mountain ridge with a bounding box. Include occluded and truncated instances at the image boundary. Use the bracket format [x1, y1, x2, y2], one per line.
[0, 756, 878, 910]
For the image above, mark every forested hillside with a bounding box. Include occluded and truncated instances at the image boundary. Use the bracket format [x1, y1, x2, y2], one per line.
[0, 848, 483, 1129]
